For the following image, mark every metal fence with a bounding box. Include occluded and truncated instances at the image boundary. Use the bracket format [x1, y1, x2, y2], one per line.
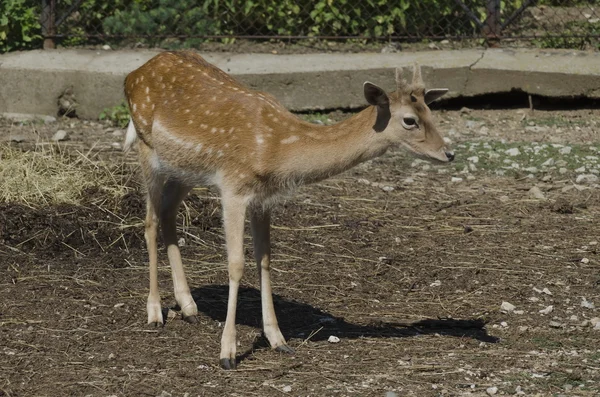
[38, 0, 600, 50]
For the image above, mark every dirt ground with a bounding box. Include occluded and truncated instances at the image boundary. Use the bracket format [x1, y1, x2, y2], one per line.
[1, 106, 599, 397]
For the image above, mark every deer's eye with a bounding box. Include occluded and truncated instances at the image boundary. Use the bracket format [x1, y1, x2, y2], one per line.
[402, 116, 419, 130]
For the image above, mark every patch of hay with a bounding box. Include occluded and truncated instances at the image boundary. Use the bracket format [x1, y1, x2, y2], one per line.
[0, 145, 132, 206]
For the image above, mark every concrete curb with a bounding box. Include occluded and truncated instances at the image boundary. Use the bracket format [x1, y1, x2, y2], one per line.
[1, 48, 599, 119]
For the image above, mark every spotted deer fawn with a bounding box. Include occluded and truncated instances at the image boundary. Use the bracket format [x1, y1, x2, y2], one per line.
[123, 50, 454, 370]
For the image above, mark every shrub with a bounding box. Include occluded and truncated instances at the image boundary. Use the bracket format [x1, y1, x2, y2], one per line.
[0, 0, 42, 53]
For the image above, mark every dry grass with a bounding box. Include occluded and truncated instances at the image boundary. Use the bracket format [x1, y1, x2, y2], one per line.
[0, 144, 134, 207]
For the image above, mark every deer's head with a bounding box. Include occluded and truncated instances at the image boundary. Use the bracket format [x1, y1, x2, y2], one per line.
[363, 65, 454, 163]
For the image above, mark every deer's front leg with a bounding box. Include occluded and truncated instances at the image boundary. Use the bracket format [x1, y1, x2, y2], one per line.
[250, 208, 294, 354]
[219, 194, 248, 370]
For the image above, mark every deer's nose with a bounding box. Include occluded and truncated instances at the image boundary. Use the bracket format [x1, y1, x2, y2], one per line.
[445, 151, 455, 162]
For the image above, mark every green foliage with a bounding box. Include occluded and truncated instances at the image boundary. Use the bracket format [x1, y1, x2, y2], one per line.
[102, 0, 215, 47]
[99, 101, 130, 128]
[0, 0, 42, 53]
[534, 20, 600, 50]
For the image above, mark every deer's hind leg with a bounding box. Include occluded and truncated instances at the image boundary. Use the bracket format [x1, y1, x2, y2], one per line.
[159, 178, 197, 322]
[139, 145, 165, 327]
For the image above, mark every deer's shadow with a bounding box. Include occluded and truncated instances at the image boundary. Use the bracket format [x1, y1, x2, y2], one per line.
[189, 285, 498, 362]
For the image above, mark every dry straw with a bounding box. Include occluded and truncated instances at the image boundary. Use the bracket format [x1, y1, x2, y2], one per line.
[0, 144, 133, 207]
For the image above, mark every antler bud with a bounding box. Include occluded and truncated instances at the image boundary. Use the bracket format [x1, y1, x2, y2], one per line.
[412, 63, 423, 85]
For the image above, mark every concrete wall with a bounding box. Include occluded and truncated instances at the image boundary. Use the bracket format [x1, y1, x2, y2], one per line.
[1, 48, 599, 119]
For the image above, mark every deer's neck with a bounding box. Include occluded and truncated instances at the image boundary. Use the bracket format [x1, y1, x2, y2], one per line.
[275, 106, 390, 184]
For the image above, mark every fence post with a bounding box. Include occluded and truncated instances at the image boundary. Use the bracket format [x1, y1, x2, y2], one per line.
[41, 0, 56, 49]
[484, 0, 501, 45]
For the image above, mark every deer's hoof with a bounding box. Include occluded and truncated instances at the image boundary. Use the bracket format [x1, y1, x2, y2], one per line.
[220, 357, 237, 370]
[275, 344, 295, 354]
[183, 315, 198, 324]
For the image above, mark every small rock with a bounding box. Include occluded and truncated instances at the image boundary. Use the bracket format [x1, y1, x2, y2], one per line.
[500, 321, 508, 328]
[460, 107, 471, 114]
[113, 303, 125, 308]
[451, 177, 463, 183]
[430, 280, 442, 287]
[575, 166, 586, 173]
[528, 186, 546, 200]
[403, 177, 414, 184]
[9, 134, 26, 143]
[282, 385, 292, 393]
[564, 384, 573, 391]
[178, 237, 186, 247]
[467, 156, 479, 163]
[581, 257, 590, 264]
[505, 147, 521, 156]
[576, 174, 599, 184]
[581, 298, 595, 309]
[381, 185, 395, 192]
[549, 321, 563, 328]
[357, 178, 370, 185]
[525, 126, 549, 133]
[558, 146, 572, 154]
[514, 310, 524, 315]
[559, 167, 568, 174]
[590, 317, 600, 327]
[524, 166, 538, 173]
[108, 353, 115, 359]
[110, 142, 121, 150]
[542, 287, 552, 295]
[102, 44, 112, 50]
[328, 335, 340, 343]
[52, 129, 69, 141]
[486, 386, 498, 395]
[501, 301, 516, 313]
[541, 158, 555, 167]
[539, 305, 554, 315]
[465, 120, 482, 129]
[518, 326, 528, 332]
[112, 129, 124, 137]
[515, 385, 525, 395]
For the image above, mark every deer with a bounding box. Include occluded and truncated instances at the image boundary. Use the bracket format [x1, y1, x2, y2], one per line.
[123, 50, 454, 370]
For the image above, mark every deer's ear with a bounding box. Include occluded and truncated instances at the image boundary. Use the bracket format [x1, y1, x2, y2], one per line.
[424, 88, 448, 104]
[364, 82, 390, 133]
[364, 82, 389, 107]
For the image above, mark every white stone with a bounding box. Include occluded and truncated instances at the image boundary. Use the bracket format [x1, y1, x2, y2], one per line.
[430, 280, 442, 287]
[542, 287, 552, 295]
[528, 186, 546, 200]
[559, 146, 572, 154]
[505, 148, 521, 156]
[541, 158, 555, 167]
[327, 335, 340, 343]
[559, 167, 568, 174]
[486, 386, 498, 395]
[403, 177, 414, 184]
[539, 305, 554, 315]
[576, 174, 599, 184]
[581, 298, 595, 309]
[51, 129, 69, 141]
[467, 156, 479, 163]
[575, 166, 586, 173]
[581, 258, 590, 264]
[501, 301, 516, 313]
[451, 177, 463, 183]
[282, 385, 292, 393]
